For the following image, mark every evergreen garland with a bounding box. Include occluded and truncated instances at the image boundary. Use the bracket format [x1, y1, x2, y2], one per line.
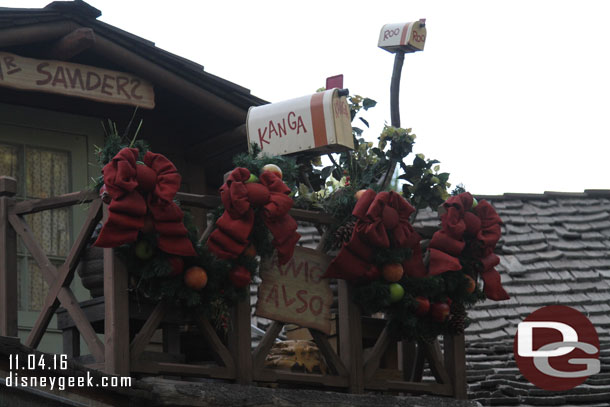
[93, 121, 286, 331]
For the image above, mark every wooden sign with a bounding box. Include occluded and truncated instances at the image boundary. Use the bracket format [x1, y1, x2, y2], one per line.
[0, 52, 154, 109]
[247, 88, 353, 156]
[256, 247, 333, 334]
[378, 20, 427, 54]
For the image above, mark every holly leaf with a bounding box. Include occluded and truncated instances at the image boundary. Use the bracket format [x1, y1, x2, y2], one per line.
[438, 172, 450, 183]
[413, 156, 426, 168]
[363, 98, 377, 110]
[332, 168, 343, 181]
[320, 166, 333, 180]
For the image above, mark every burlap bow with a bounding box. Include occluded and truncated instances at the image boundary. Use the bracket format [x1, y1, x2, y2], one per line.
[324, 189, 427, 282]
[94, 147, 196, 257]
[428, 192, 509, 301]
[207, 167, 300, 264]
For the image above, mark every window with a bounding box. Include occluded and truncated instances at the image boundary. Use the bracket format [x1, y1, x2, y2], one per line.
[0, 142, 71, 311]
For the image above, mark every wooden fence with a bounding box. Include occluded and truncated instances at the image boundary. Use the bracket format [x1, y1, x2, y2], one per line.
[0, 175, 466, 399]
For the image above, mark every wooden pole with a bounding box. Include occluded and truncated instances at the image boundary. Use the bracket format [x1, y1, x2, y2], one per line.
[444, 333, 467, 399]
[0, 176, 18, 337]
[338, 280, 364, 393]
[229, 295, 253, 384]
[103, 204, 130, 376]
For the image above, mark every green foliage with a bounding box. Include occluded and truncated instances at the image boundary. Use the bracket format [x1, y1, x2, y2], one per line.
[114, 207, 252, 327]
[233, 144, 299, 190]
[452, 183, 467, 196]
[92, 117, 148, 190]
[292, 93, 451, 219]
[354, 269, 485, 340]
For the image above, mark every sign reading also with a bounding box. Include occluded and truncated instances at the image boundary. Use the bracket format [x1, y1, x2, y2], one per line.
[255, 247, 333, 334]
[0, 52, 155, 109]
[247, 88, 353, 156]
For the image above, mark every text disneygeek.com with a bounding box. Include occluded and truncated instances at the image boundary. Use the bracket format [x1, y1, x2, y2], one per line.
[3, 354, 131, 391]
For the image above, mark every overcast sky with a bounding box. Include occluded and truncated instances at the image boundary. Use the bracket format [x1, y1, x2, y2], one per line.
[3, 0, 609, 195]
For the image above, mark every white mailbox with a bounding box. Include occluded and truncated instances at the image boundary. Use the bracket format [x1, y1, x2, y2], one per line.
[247, 89, 353, 156]
[378, 19, 426, 54]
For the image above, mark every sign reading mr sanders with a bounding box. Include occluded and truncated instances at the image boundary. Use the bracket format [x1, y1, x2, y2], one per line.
[0, 52, 154, 109]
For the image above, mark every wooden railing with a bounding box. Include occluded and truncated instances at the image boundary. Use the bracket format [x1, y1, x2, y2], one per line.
[0, 175, 466, 399]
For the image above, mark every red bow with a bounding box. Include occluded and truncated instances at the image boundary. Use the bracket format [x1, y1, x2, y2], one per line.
[324, 189, 427, 282]
[207, 168, 300, 264]
[428, 192, 508, 301]
[94, 148, 196, 257]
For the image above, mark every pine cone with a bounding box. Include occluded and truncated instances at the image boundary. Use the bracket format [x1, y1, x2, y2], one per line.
[332, 218, 357, 249]
[449, 302, 467, 334]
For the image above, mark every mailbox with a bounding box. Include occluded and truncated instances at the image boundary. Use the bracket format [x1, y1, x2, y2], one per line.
[247, 89, 353, 156]
[378, 19, 426, 54]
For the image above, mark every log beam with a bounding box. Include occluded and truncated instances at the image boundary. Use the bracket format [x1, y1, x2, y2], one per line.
[45, 28, 96, 61]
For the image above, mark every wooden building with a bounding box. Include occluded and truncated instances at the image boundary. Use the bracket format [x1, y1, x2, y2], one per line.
[0, 0, 265, 353]
[1, 3, 470, 405]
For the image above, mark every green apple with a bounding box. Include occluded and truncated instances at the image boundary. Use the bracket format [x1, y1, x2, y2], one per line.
[472, 197, 478, 208]
[135, 240, 154, 260]
[389, 283, 405, 303]
[245, 173, 259, 183]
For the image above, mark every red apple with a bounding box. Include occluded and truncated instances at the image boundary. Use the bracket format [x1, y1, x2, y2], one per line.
[414, 296, 430, 316]
[364, 265, 380, 281]
[430, 302, 451, 322]
[168, 256, 184, 276]
[229, 266, 251, 288]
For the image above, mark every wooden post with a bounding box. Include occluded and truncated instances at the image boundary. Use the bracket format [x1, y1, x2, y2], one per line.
[103, 205, 130, 376]
[444, 333, 467, 399]
[338, 280, 364, 393]
[229, 295, 252, 384]
[0, 176, 18, 337]
[401, 340, 418, 381]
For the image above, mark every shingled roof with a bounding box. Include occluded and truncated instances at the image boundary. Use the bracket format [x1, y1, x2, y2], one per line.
[417, 190, 610, 406]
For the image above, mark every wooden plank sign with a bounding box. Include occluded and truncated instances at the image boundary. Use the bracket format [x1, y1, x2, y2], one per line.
[0, 52, 154, 109]
[256, 247, 333, 334]
[247, 88, 353, 156]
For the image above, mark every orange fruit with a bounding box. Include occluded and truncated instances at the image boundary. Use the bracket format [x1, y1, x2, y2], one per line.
[382, 263, 404, 282]
[242, 243, 257, 258]
[464, 274, 476, 294]
[354, 189, 367, 200]
[184, 266, 208, 290]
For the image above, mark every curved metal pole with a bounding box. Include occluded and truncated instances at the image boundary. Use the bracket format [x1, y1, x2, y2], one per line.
[379, 51, 405, 189]
[390, 51, 405, 128]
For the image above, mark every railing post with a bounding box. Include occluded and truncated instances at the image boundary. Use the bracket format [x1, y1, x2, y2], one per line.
[338, 280, 364, 393]
[229, 294, 253, 384]
[102, 203, 130, 376]
[444, 333, 467, 399]
[0, 176, 18, 338]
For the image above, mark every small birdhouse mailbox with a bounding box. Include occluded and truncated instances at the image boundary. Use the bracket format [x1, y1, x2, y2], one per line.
[247, 89, 353, 156]
[378, 19, 426, 54]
